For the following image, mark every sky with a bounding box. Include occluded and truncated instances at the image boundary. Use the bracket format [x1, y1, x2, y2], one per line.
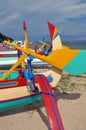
[0, 0, 86, 42]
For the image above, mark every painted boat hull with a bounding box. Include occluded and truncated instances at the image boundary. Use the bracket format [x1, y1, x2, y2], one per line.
[0, 76, 42, 112]
[0, 57, 48, 68]
[0, 77, 26, 89]
[0, 93, 41, 112]
[0, 71, 19, 80]
[0, 50, 17, 55]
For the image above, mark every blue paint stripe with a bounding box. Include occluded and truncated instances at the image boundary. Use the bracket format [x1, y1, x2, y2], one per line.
[0, 81, 17, 87]
[63, 50, 86, 75]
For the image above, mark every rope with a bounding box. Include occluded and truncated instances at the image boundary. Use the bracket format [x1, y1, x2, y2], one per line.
[40, 91, 58, 101]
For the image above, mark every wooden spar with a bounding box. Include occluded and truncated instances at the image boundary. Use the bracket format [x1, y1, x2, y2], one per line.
[4, 40, 80, 70]
[0, 53, 27, 80]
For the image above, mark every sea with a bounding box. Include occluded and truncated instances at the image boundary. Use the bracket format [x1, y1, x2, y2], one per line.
[63, 42, 86, 50]
[30, 42, 86, 50]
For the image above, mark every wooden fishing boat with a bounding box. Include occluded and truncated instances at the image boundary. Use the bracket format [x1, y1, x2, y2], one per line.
[1, 20, 86, 129]
[0, 75, 41, 112]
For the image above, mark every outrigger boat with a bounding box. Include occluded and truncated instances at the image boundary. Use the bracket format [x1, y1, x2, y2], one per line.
[0, 49, 48, 68]
[0, 21, 64, 130]
[0, 21, 86, 130]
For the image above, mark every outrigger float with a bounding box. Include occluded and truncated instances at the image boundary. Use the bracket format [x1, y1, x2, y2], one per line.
[0, 21, 86, 130]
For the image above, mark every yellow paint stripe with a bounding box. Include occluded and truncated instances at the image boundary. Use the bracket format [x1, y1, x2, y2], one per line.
[0, 53, 27, 80]
[46, 48, 80, 69]
[24, 29, 29, 48]
[53, 28, 57, 39]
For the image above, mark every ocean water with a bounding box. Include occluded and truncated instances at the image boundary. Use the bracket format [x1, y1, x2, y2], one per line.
[30, 42, 86, 50]
[63, 43, 86, 50]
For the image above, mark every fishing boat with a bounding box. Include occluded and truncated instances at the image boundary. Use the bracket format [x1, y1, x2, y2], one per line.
[0, 75, 41, 112]
[0, 43, 48, 68]
[0, 21, 86, 130]
[0, 38, 51, 68]
[0, 73, 64, 130]
[0, 21, 65, 130]
[0, 56, 48, 69]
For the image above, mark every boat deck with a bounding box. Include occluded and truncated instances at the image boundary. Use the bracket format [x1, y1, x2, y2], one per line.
[0, 84, 40, 101]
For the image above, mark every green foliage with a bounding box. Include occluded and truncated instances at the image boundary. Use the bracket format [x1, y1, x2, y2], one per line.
[0, 32, 14, 43]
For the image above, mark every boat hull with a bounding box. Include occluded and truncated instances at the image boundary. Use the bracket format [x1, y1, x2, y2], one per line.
[0, 77, 26, 89]
[0, 76, 42, 112]
[0, 93, 41, 112]
[0, 57, 48, 69]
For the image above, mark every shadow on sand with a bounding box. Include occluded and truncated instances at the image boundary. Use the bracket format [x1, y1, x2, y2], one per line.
[54, 88, 81, 100]
[0, 89, 81, 128]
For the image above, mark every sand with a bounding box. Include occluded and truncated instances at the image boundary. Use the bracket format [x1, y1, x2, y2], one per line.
[0, 73, 86, 130]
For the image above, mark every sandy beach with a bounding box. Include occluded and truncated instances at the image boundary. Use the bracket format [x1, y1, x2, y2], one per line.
[0, 72, 86, 130]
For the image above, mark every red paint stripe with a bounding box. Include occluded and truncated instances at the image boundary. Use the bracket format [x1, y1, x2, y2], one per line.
[48, 22, 55, 40]
[23, 21, 26, 29]
[0, 77, 26, 89]
[0, 54, 4, 57]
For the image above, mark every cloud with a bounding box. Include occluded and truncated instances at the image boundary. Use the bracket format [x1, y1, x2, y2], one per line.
[0, 0, 86, 21]
[0, 11, 6, 16]
[0, 0, 86, 41]
[0, 13, 22, 27]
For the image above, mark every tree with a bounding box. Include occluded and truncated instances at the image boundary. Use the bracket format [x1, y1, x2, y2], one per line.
[0, 32, 14, 43]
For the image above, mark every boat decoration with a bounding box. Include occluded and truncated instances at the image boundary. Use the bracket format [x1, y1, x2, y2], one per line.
[0, 21, 65, 130]
[0, 21, 86, 130]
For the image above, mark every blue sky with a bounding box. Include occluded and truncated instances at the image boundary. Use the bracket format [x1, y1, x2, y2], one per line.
[0, 0, 86, 42]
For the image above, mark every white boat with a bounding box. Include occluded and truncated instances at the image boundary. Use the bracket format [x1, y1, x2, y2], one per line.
[0, 56, 48, 68]
[0, 43, 48, 67]
[0, 50, 17, 55]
